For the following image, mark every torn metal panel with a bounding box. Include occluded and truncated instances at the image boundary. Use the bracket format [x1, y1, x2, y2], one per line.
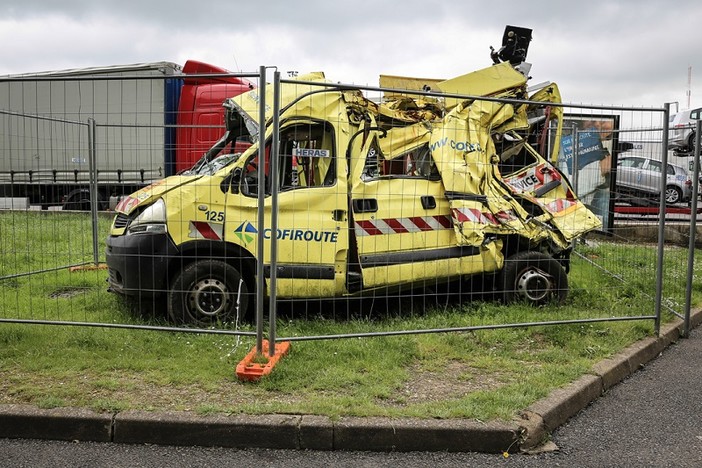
[229, 59, 599, 255]
[436, 62, 528, 110]
[428, 99, 533, 246]
[502, 159, 602, 245]
[379, 123, 432, 159]
[225, 72, 329, 140]
[379, 74, 444, 100]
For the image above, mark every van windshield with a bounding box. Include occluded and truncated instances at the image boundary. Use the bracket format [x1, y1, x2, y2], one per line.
[185, 130, 251, 175]
[191, 153, 242, 175]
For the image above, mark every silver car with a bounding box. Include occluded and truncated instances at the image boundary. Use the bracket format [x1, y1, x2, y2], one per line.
[616, 156, 692, 205]
[668, 107, 702, 153]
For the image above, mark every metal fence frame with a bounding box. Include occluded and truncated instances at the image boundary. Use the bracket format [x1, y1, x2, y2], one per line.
[0, 67, 698, 347]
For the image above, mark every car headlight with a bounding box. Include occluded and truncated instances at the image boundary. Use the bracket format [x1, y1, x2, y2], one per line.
[126, 199, 168, 235]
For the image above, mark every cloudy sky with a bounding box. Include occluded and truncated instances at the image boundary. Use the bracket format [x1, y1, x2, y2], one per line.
[1, 0, 701, 110]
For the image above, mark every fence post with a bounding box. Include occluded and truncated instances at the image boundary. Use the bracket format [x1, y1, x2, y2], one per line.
[684, 120, 701, 337]
[268, 70, 281, 357]
[572, 126, 580, 196]
[256, 66, 267, 353]
[88, 117, 99, 266]
[654, 104, 671, 336]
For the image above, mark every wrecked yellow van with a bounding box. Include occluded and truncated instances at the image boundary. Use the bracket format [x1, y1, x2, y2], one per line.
[106, 28, 600, 324]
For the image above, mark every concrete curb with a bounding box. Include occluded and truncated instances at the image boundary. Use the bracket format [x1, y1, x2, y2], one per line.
[0, 309, 699, 453]
[0, 405, 113, 442]
[332, 417, 518, 453]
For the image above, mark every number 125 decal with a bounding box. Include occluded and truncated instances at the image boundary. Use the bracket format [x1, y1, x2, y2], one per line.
[205, 211, 224, 222]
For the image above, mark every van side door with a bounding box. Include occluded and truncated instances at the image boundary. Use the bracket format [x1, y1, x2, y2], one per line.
[349, 136, 483, 291]
[231, 119, 348, 298]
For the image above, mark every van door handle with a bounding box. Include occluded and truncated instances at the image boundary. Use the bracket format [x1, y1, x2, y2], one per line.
[352, 198, 378, 213]
[421, 195, 436, 210]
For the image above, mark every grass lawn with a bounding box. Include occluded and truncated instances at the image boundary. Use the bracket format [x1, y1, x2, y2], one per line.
[0, 211, 698, 421]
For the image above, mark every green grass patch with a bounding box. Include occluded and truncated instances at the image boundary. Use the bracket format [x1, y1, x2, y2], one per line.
[0, 212, 700, 421]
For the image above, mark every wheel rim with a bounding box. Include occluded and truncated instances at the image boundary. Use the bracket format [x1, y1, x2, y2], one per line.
[186, 278, 230, 318]
[665, 187, 679, 204]
[516, 267, 553, 302]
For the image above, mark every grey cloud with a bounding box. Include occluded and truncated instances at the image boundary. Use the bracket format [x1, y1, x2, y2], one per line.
[2, 0, 702, 108]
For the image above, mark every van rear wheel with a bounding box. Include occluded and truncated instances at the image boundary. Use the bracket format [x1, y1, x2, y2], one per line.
[168, 259, 249, 326]
[499, 251, 567, 305]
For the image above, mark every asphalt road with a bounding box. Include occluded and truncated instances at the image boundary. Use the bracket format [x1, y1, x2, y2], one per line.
[1, 327, 701, 467]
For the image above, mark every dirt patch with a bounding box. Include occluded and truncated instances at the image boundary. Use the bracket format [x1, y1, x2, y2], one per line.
[391, 361, 506, 405]
[48, 288, 86, 299]
[0, 371, 303, 413]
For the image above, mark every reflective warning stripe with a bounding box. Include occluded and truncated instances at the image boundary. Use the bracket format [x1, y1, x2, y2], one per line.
[115, 196, 139, 213]
[189, 221, 223, 240]
[354, 215, 452, 236]
[452, 207, 497, 225]
[452, 207, 518, 225]
[543, 199, 578, 213]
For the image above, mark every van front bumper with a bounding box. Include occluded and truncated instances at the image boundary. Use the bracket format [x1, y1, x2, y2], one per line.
[105, 233, 179, 298]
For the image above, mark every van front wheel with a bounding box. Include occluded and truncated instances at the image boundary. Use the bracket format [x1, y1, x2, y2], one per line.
[498, 251, 567, 305]
[168, 260, 249, 326]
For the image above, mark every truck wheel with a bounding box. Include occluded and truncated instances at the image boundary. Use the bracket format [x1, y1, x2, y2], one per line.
[168, 259, 249, 325]
[63, 190, 105, 211]
[498, 251, 567, 305]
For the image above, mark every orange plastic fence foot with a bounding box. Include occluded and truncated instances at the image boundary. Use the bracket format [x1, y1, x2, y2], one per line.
[236, 341, 291, 382]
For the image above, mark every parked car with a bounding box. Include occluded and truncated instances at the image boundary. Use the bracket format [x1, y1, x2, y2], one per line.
[616, 155, 693, 205]
[668, 107, 702, 154]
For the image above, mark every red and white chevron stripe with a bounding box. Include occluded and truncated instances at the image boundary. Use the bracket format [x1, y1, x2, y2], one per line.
[354, 215, 452, 236]
[452, 207, 499, 225]
[451, 207, 517, 225]
[115, 196, 139, 214]
[189, 221, 223, 240]
[354, 208, 517, 236]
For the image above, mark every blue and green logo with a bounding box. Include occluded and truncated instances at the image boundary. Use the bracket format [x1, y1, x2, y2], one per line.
[234, 221, 258, 244]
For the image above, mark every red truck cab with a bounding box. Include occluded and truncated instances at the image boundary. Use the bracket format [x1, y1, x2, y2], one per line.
[175, 60, 254, 173]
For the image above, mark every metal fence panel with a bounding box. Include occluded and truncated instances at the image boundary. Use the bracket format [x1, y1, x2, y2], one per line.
[0, 68, 697, 341]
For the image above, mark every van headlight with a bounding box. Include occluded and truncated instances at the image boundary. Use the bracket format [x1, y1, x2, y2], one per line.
[126, 199, 168, 235]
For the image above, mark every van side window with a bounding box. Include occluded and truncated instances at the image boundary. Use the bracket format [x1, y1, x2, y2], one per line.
[497, 140, 537, 175]
[362, 142, 440, 180]
[241, 121, 335, 195]
[278, 121, 335, 190]
[361, 139, 382, 181]
[386, 144, 440, 180]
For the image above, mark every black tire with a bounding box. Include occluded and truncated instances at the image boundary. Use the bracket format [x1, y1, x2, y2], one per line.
[498, 251, 568, 305]
[665, 185, 682, 205]
[168, 259, 249, 326]
[63, 190, 105, 211]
